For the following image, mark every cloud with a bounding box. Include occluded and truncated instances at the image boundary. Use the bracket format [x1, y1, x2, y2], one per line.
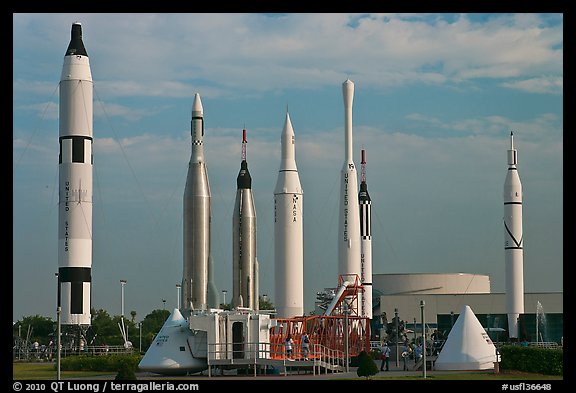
[501, 76, 563, 94]
[14, 13, 562, 99]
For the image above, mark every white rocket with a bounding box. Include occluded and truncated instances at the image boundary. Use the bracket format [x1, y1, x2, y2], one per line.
[232, 129, 258, 310]
[182, 94, 212, 313]
[504, 131, 524, 339]
[58, 22, 93, 326]
[274, 111, 304, 318]
[339, 80, 362, 289]
[359, 149, 373, 319]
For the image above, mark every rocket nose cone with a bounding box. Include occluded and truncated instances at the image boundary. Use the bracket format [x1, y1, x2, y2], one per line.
[342, 79, 354, 104]
[192, 93, 203, 114]
[237, 160, 252, 189]
[66, 22, 88, 57]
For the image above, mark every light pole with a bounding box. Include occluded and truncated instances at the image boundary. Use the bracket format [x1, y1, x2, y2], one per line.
[120, 280, 127, 343]
[222, 290, 227, 306]
[343, 302, 349, 373]
[420, 300, 426, 379]
[395, 307, 399, 367]
[139, 322, 142, 353]
[55, 272, 61, 380]
[176, 284, 181, 310]
[162, 299, 166, 310]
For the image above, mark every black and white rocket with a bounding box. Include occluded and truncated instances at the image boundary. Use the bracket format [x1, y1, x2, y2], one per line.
[274, 111, 304, 318]
[339, 80, 362, 289]
[182, 94, 212, 313]
[232, 129, 258, 310]
[504, 131, 524, 339]
[58, 22, 93, 326]
[359, 149, 373, 319]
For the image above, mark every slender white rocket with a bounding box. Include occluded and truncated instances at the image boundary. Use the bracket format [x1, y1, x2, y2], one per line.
[58, 22, 93, 326]
[182, 93, 212, 313]
[339, 80, 362, 288]
[359, 149, 373, 319]
[504, 131, 524, 339]
[274, 111, 304, 318]
[233, 128, 258, 310]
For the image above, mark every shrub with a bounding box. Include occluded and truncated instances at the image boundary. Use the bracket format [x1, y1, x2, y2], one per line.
[500, 345, 563, 376]
[356, 350, 379, 379]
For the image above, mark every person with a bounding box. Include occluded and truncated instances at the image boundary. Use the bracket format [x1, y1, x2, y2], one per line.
[301, 332, 310, 359]
[401, 341, 410, 371]
[380, 342, 391, 371]
[414, 342, 422, 365]
[284, 334, 294, 359]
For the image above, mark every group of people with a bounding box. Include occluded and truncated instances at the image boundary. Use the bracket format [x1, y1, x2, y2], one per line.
[284, 332, 311, 360]
[380, 341, 424, 371]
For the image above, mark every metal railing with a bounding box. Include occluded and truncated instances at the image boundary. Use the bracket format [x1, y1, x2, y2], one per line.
[206, 341, 346, 377]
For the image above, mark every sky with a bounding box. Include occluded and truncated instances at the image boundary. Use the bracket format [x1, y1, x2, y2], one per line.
[12, 13, 563, 323]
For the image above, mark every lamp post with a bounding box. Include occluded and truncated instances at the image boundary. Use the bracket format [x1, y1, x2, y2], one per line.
[395, 307, 399, 367]
[343, 302, 349, 373]
[222, 290, 227, 306]
[139, 322, 142, 354]
[176, 284, 181, 310]
[120, 280, 127, 342]
[162, 299, 166, 310]
[55, 272, 61, 380]
[420, 300, 426, 379]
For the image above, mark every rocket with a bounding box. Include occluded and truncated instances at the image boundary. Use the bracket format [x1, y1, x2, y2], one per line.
[504, 131, 524, 339]
[182, 93, 211, 313]
[339, 80, 362, 287]
[274, 111, 304, 318]
[232, 128, 258, 310]
[58, 22, 93, 326]
[359, 149, 373, 319]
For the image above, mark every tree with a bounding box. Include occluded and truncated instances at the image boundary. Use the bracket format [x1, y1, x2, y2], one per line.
[13, 315, 55, 345]
[356, 350, 379, 379]
[130, 310, 137, 323]
[259, 295, 274, 311]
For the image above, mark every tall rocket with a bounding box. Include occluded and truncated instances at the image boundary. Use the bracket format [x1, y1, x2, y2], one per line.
[359, 149, 373, 319]
[274, 111, 304, 318]
[504, 131, 524, 339]
[58, 22, 93, 326]
[232, 129, 258, 310]
[182, 93, 211, 313]
[339, 80, 362, 286]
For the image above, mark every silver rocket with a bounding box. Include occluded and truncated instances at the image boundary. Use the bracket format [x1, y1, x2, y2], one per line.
[339, 80, 362, 285]
[274, 111, 304, 318]
[504, 131, 524, 339]
[359, 149, 373, 319]
[58, 22, 93, 326]
[182, 93, 211, 313]
[232, 129, 258, 310]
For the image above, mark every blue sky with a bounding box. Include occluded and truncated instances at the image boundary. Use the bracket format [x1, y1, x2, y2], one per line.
[13, 13, 563, 322]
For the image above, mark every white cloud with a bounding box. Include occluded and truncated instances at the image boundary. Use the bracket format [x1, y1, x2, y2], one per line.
[501, 76, 563, 94]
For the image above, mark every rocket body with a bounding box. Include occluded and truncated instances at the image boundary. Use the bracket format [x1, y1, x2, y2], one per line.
[58, 22, 93, 326]
[339, 80, 362, 285]
[504, 132, 524, 339]
[232, 130, 258, 309]
[274, 112, 304, 318]
[359, 150, 373, 319]
[182, 94, 211, 312]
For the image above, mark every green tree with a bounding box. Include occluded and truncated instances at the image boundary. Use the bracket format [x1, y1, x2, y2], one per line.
[356, 350, 379, 379]
[140, 309, 171, 351]
[259, 295, 274, 311]
[13, 315, 55, 345]
[91, 308, 123, 346]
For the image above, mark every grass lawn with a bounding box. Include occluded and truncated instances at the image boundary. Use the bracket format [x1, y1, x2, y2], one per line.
[13, 362, 115, 380]
[14, 362, 562, 381]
